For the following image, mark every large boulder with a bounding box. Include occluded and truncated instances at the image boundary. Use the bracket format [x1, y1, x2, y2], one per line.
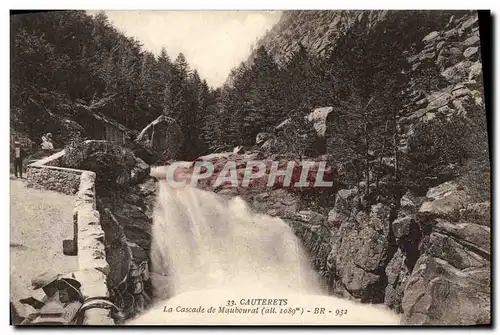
[98, 178, 156, 320]
[402, 255, 490, 325]
[135, 115, 183, 163]
[305, 107, 334, 137]
[10, 130, 34, 150]
[418, 181, 469, 222]
[61, 140, 150, 191]
[255, 132, 272, 145]
[441, 60, 474, 84]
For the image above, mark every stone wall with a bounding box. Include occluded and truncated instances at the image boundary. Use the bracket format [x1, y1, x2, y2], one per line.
[29, 141, 155, 323]
[26, 150, 116, 325]
[27, 150, 82, 195]
[74, 171, 115, 325]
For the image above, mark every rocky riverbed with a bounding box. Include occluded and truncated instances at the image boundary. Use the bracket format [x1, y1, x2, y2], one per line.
[87, 147, 490, 325]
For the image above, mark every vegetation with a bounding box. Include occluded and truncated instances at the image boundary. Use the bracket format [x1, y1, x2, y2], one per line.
[12, 10, 490, 203]
[11, 11, 216, 160]
[400, 97, 490, 199]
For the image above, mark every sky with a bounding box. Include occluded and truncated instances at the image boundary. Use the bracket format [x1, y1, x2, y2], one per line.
[90, 11, 282, 88]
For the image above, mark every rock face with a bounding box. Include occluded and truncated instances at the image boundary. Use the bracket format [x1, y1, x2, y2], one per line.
[399, 11, 485, 153]
[254, 115, 322, 155]
[247, 11, 389, 66]
[108, 159, 489, 325]
[301, 181, 489, 324]
[12, 94, 85, 151]
[98, 178, 156, 321]
[215, 174, 490, 324]
[400, 182, 491, 325]
[383, 191, 423, 312]
[205, 183, 397, 305]
[10, 130, 34, 150]
[135, 115, 183, 163]
[255, 132, 272, 145]
[325, 195, 397, 303]
[60, 139, 155, 322]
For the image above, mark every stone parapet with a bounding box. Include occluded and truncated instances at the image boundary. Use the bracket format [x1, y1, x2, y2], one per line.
[26, 150, 82, 195]
[25, 150, 115, 325]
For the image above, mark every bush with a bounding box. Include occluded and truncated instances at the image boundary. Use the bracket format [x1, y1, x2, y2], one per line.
[455, 99, 491, 202]
[402, 107, 490, 194]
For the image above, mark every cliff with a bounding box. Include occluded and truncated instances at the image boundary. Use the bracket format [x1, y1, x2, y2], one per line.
[240, 10, 490, 325]
[247, 10, 462, 66]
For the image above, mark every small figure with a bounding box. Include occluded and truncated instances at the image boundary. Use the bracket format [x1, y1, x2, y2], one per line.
[41, 133, 54, 150]
[12, 141, 24, 178]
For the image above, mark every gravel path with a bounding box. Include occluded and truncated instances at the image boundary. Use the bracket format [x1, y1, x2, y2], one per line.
[10, 177, 78, 308]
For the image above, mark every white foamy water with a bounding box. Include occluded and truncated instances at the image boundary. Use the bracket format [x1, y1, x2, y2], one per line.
[129, 181, 400, 325]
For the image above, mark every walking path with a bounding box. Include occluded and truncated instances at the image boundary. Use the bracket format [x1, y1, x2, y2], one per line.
[10, 176, 78, 308]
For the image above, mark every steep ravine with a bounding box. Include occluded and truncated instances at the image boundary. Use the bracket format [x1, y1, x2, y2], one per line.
[58, 10, 490, 325]
[72, 139, 489, 325]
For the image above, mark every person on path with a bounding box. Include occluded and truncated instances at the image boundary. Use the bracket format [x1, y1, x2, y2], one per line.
[41, 133, 54, 150]
[13, 141, 24, 178]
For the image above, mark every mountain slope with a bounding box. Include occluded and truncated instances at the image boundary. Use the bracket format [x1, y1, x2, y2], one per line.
[226, 10, 491, 325]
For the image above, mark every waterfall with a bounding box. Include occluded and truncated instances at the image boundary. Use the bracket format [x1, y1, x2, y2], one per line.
[129, 180, 400, 325]
[150, 181, 324, 296]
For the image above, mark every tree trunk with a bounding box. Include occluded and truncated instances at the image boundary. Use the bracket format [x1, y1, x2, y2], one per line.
[362, 97, 375, 206]
[393, 114, 399, 181]
[364, 122, 370, 200]
[376, 120, 390, 190]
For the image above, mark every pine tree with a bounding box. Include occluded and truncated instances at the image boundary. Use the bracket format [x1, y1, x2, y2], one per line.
[324, 14, 410, 201]
[10, 11, 219, 150]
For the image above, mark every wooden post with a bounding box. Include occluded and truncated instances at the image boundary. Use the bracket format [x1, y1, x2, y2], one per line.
[63, 209, 78, 256]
